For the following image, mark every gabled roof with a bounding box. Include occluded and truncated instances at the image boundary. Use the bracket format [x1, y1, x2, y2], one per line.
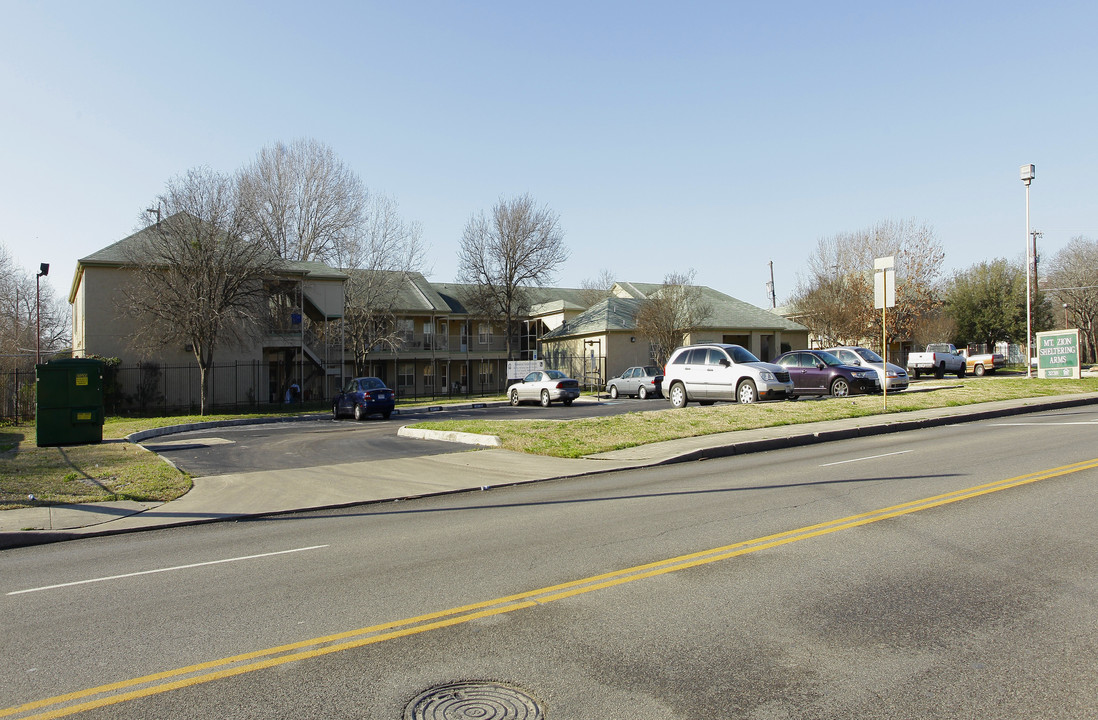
[541, 297, 644, 339]
[429, 283, 593, 317]
[541, 284, 808, 340]
[698, 286, 807, 332]
[72, 216, 348, 301]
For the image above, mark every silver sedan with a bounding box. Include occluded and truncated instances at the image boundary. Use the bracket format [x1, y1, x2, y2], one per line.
[507, 370, 582, 407]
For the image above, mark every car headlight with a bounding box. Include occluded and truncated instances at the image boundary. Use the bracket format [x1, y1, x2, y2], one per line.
[759, 371, 776, 383]
[852, 371, 871, 379]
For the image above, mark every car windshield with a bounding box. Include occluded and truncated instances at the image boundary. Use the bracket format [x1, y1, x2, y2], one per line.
[816, 351, 844, 367]
[643, 366, 659, 376]
[359, 378, 385, 390]
[855, 348, 884, 363]
[729, 346, 760, 364]
[545, 370, 566, 379]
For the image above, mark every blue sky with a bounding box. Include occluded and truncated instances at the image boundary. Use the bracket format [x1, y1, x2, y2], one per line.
[2, 1, 1095, 308]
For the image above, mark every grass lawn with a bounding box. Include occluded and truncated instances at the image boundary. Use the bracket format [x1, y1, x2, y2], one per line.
[409, 377, 1098, 458]
[0, 397, 507, 511]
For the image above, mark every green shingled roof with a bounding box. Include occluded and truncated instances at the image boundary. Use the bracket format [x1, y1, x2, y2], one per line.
[541, 284, 807, 339]
[541, 297, 643, 339]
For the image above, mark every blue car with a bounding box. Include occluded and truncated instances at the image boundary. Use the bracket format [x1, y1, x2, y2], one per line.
[332, 377, 396, 420]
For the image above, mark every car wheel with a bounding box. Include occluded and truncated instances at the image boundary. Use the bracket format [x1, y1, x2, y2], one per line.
[540, 389, 551, 407]
[830, 378, 850, 397]
[382, 410, 392, 419]
[353, 403, 365, 421]
[957, 364, 966, 378]
[914, 369, 921, 379]
[609, 385, 618, 399]
[669, 382, 688, 409]
[332, 403, 340, 419]
[638, 386, 648, 399]
[935, 363, 945, 379]
[737, 380, 758, 404]
[562, 398, 573, 406]
[510, 389, 521, 406]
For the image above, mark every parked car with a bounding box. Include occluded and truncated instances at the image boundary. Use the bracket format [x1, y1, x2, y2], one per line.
[774, 350, 881, 398]
[907, 343, 966, 378]
[823, 346, 909, 392]
[508, 369, 581, 407]
[960, 349, 1005, 376]
[662, 343, 794, 407]
[332, 376, 396, 420]
[607, 366, 663, 399]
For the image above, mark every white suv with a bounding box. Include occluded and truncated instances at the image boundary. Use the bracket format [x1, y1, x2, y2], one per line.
[663, 343, 794, 407]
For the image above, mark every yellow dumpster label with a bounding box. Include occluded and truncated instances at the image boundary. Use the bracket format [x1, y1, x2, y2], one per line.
[76, 412, 92, 421]
[75, 374, 88, 386]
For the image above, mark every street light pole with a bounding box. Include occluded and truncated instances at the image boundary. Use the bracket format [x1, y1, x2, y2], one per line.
[1020, 164, 1035, 378]
[36, 262, 50, 365]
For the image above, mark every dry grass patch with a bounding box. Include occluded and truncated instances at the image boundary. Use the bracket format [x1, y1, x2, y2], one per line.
[0, 423, 192, 510]
[411, 377, 1098, 458]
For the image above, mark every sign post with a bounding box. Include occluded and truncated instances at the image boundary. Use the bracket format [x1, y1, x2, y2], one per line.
[1035, 329, 1080, 379]
[874, 256, 896, 409]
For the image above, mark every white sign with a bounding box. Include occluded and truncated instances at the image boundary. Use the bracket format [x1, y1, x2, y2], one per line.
[874, 256, 896, 309]
[507, 360, 544, 379]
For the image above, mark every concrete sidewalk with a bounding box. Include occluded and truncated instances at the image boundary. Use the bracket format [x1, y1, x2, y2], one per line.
[4, 391, 1098, 549]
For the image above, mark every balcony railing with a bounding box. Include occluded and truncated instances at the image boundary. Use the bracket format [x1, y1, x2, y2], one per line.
[368, 333, 511, 355]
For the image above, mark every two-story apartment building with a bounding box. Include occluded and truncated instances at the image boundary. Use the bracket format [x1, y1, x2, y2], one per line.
[70, 223, 808, 410]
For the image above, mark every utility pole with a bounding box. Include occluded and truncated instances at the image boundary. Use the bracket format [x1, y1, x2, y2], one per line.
[1031, 229, 1042, 281]
[1020, 164, 1035, 377]
[766, 261, 776, 309]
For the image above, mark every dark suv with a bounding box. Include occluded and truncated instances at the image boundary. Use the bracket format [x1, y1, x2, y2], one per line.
[662, 343, 794, 407]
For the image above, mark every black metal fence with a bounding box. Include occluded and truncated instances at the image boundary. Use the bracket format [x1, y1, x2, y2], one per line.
[2, 359, 526, 420]
[0, 366, 36, 422]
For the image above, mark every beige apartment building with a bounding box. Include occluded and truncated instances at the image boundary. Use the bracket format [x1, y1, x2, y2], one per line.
[70, 225, 807, 411]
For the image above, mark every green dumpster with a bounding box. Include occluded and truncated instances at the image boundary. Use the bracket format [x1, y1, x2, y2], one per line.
[36, 358, 105, 447]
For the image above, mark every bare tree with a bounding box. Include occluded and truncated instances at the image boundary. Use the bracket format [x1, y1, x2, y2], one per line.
[236, 138, 368, 264]
[0, 245, 70, 364]
[122, 167, 282, 414]
[1045, 235, 1098, 362]
[578, 268, 616, 307]
[339, 194, 429, 375]
[790, 219, 945, 348]
[635, 270, 712, 367]
[457, 194, 568, 359]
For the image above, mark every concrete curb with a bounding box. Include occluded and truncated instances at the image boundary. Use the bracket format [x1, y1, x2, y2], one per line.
[123, 400, 519, 443]
[639, 394, 1098, 464]
[397, 426, 502, 447]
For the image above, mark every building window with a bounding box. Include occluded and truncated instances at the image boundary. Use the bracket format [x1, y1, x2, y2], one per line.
[479, 361, 493, 386]
[397, 318, 414, 346]
[424, 363, 435, 389]
[478, 322, 492, 345]
[398, 362, 415, 391]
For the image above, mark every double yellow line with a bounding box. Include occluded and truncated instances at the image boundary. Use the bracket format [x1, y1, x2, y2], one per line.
[7, 457, 1097, 720]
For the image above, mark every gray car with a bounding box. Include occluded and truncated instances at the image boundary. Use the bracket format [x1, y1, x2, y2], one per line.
[823, 346, 909, 392]
[606, 366, 663, 399]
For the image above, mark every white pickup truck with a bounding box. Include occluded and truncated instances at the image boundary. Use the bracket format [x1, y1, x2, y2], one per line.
[907, 343, 967, 378]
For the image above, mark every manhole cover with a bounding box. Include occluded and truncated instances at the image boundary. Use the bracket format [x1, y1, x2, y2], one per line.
[404, 681, 544, 719]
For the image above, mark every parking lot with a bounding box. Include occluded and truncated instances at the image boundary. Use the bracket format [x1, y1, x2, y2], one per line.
[142, 396, 670, 476]
[142, 375, 967, 477]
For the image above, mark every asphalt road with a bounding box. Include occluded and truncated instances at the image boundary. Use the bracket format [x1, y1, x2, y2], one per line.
[3, 405, 1096, 719]
[141, 395, 671, 476]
